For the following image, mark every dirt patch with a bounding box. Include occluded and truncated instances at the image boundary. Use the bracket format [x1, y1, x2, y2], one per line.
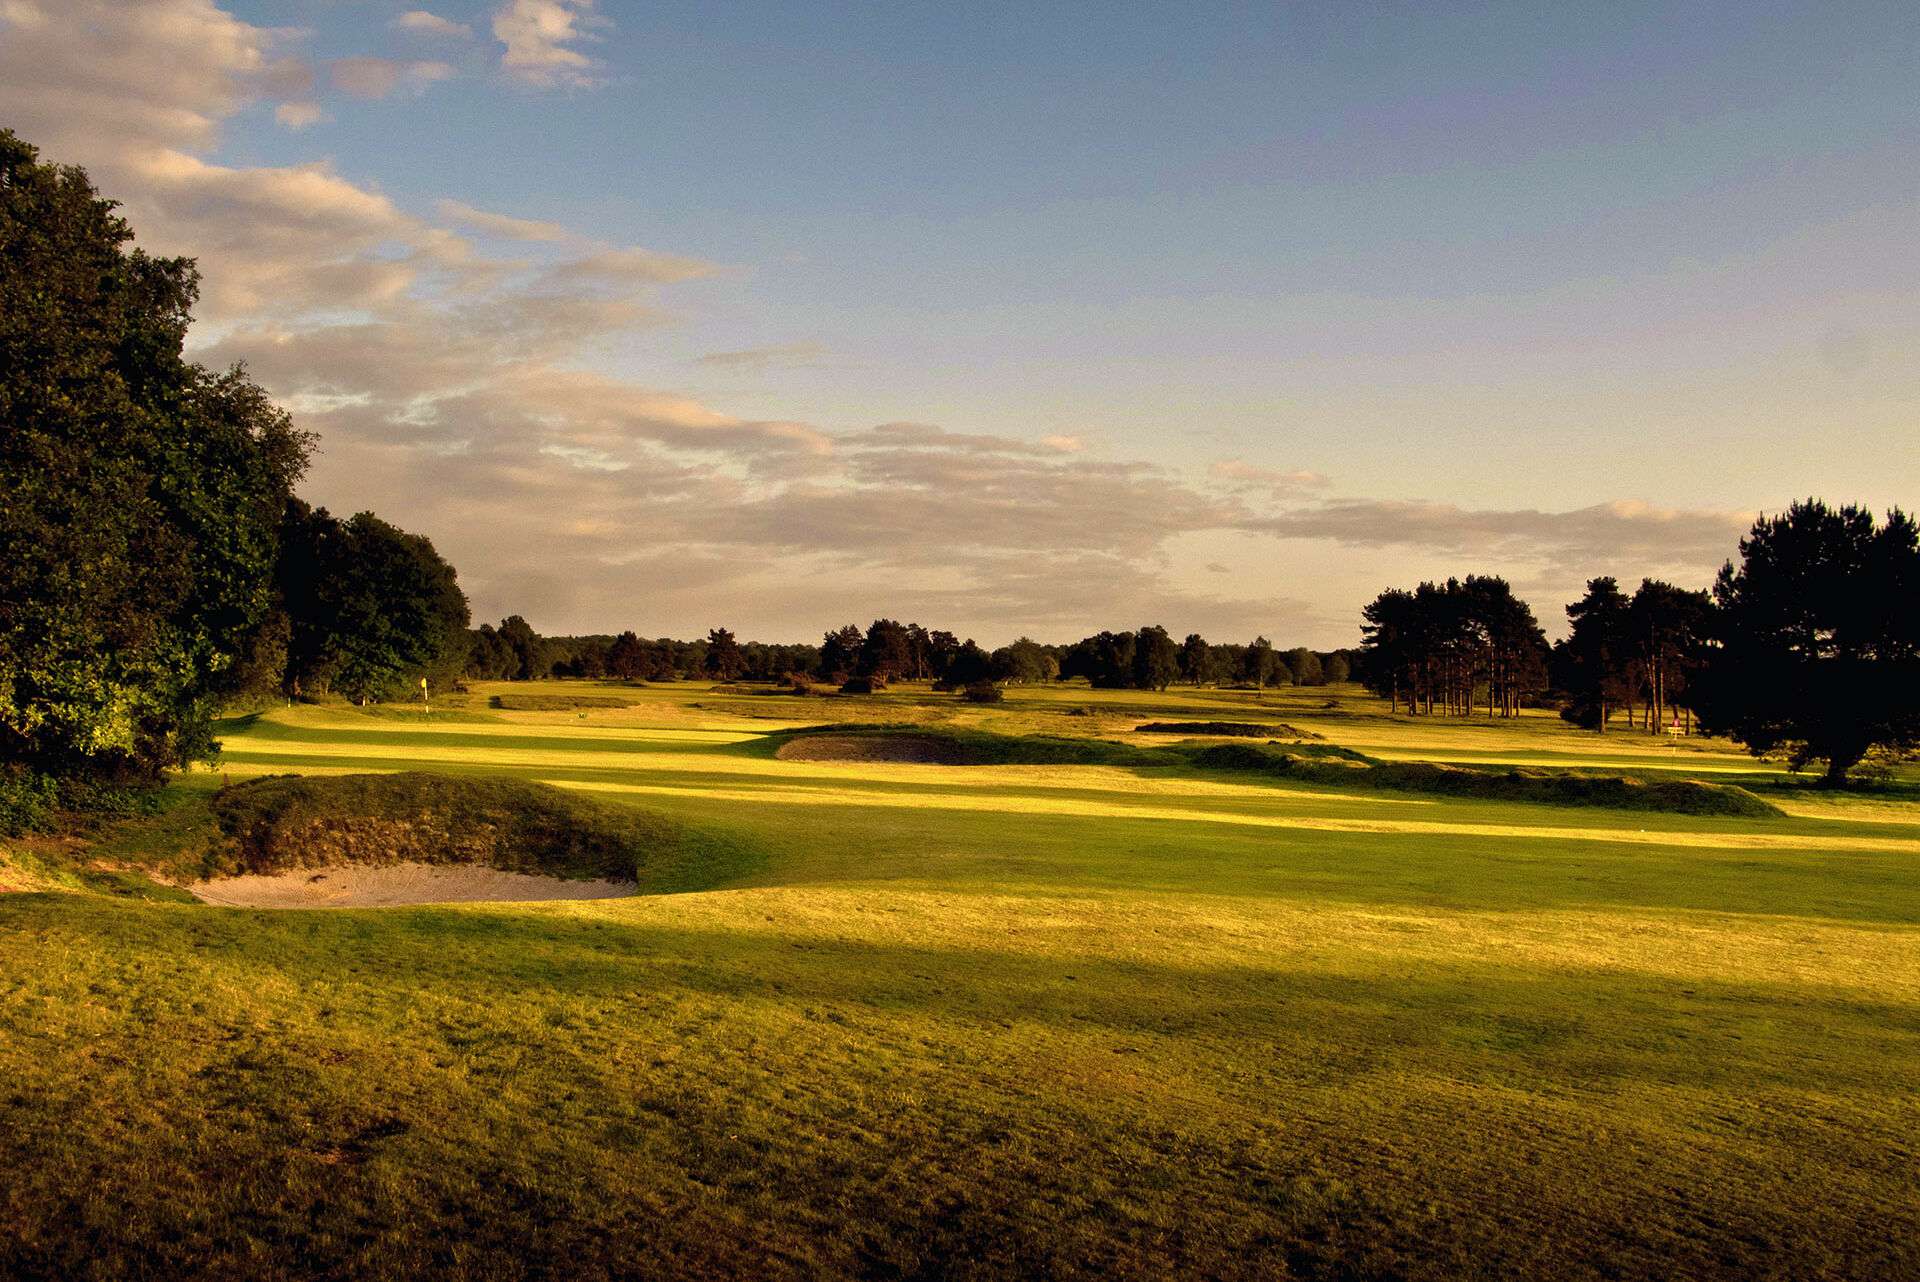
[191, 862, 635, 909]
[774, 733, 974, 764]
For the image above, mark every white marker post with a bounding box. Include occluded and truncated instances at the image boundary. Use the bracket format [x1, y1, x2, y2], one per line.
[420, 676, 430, 716]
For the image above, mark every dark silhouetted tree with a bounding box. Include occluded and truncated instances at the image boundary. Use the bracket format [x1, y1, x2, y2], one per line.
[1133, 625, 1180, 691]
[1694, 501, 1920, 784]
[704, 628, 744, 680]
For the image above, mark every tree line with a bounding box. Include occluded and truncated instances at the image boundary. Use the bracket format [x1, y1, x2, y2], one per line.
[1357, 502, 1919, 783]
[458, 616, 1357, 694]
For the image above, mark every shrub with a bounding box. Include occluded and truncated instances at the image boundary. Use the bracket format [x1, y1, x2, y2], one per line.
[960, 681, 1004, 703]
[0, 768, 58, 835]
[840, 675, 886, 694]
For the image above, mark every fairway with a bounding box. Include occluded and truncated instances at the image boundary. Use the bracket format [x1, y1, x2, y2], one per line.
[4, 681, 1919, 1280]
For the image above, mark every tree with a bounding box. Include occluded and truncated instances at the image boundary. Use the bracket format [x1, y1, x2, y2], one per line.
[859, 619, 913, 680]
[1177, 633, 1210, 685]
[1323, 652, 1351, 684]
[818, 625, 863, 682]
[606, 631, 649, 680]
[0, 130, 311, 777]
[704, 628, 745, 680]
[1284, 647, 1323, 686]
[1359, 577, 1547, 715]
[991, 638, 1055, 684]
[1694, 501, 1920, 784]
[1558, 577, 1632, 731]
[492, 616, 544, 681]
[1241, 637, 1278, 688]
[1133, 625, 1180, 691]
[281, 508, 471, 704]
[945, 640, 994, 687]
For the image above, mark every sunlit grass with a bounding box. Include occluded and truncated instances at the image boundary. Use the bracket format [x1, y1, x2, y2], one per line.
[2, 679, 1916, 1278]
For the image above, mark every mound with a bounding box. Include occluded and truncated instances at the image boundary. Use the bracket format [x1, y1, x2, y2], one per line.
[489, 693, 636, 711]
[769, 725, 1158, 767]
[774, 733, 976, 764]
[1180, 743, 1782, 818]
[198, 773, 758, 902]
[1135, 721, 1321, 739]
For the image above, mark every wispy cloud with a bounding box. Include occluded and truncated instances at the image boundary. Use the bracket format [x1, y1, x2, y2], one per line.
[694, 341, 830, 370]
[438, 198, 570, 243]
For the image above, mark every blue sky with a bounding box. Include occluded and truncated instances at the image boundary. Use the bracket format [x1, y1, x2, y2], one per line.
[4, 1, 1916, 641]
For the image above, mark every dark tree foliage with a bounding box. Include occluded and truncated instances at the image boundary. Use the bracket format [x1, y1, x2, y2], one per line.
[1133, 625, 1180, 692]
[282, 506, 471, 704]
[945, 640, 995, 688]
[1284, 647, 1323, 686]
[1061, 631, 1136, 688]
[704, 628, 745, 680]
[0, 130, 310, 777]
[1556, 577, 1632, 730]
[1359, 576, 1548, 715]
[859, 619, 914, 680]
[1177, 633, 1211, 685]
[818, 624, 864, 682]
[1241, 636, 1279, 688]
[991, 638, 1056, 684]
[1693, 501, 1920, 783]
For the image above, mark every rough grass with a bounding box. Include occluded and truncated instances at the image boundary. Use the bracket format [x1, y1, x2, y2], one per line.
[206, 772, 759, 890]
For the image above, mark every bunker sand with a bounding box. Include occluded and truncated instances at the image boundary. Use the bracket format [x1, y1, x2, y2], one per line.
[190, 861, 634, 908]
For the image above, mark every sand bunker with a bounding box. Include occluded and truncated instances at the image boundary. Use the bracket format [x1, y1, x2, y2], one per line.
[191, 861, 634, 909]
[773, 733, 973, 764]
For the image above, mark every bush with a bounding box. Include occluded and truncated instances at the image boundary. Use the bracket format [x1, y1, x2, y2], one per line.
[0, 768, 58, 835]
[960, 681, 1004, 703]
[840, 675, 886, 694]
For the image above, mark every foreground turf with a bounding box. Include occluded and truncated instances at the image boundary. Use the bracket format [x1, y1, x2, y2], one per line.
[2, 681, 1916, 1279]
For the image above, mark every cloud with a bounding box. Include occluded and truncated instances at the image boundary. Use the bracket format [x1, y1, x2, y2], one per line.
[274, 101, 327, 131]
[694, 341, 830, 370]
[438, 198, 570, 243]
[1210, 459, 1332, 492]
[393, 10, 474, 40]
[330, 57, 456, 100]
[0, 0, 1766, 645]
[541, 246, 720, 290]
[493, 0, 603, 89]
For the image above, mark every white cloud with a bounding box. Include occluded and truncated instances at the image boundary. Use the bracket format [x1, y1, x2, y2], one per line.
[492, 0, 603, 89]
[393, 10, 474, 40]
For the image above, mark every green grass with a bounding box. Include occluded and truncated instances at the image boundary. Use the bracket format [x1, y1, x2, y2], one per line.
[2, 680, 1916, 1279]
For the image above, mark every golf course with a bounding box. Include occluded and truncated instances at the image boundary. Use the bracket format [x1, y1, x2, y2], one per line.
[3, 679, 1915, 1280]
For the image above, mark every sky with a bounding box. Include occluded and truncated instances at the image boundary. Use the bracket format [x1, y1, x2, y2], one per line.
[1, 1, 1914, 646]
